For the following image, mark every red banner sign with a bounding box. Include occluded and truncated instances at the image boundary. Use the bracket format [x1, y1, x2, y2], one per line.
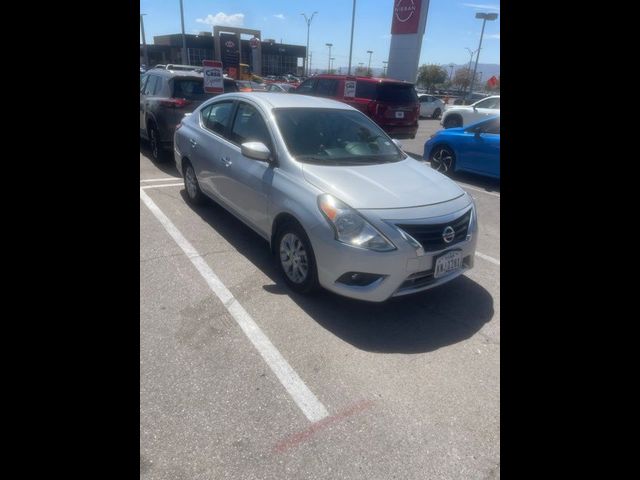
[391, 0, 422, 34]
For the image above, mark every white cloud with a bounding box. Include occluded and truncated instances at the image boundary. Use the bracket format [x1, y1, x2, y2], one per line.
[462, 3, 500, 11]
[273, 14, 285, 20]
[196, 12, 245, 27]
[486, 33, 500, 39]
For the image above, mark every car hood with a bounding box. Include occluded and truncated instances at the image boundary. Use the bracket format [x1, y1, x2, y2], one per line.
[301, 158, 465, 209]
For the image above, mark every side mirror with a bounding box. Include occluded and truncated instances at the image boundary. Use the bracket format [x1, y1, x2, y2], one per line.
[241, 141, 272, 161]
[392, 139, 404, 149]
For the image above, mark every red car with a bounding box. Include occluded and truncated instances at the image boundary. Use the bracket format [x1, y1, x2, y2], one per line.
[293, 74, 419, 139]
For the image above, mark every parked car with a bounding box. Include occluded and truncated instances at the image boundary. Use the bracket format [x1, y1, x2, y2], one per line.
[266, 82, 295, 93]
[140, 69, 238, 161]
[424, 116, 500, 179]
[452, 92, 489, 105]
[293, 74, 420, 139]
[441, 95, 500, 129]
[173, 93, 478, 302]
[418, 94, 445, 119]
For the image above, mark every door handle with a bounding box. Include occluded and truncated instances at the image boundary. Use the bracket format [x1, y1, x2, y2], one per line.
[190, 139, 197, 148]
[220, 157, 232, 167]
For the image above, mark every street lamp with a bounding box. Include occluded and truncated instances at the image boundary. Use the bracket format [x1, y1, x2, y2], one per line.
[448, 63, 455, 81]
[301, 11, 318, 77]
[331, 57, 335, 72]
[140, 14, 150, 68]
[366, 50, 373, 75]
[179, 0, 188, 64]
[382, 60, 388, 77]
[326, 43, 333, 73]
[464, 47, 477, 98]
[469, 12, 498, 100]
[347, 0, 357, 75]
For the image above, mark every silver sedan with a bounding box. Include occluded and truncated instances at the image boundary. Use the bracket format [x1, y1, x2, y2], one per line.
[174, 93, 477, 302]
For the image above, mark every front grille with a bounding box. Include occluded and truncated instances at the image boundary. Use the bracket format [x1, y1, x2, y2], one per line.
[395, 209, 471, 252]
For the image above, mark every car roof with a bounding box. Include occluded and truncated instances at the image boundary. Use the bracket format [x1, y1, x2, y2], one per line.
[145, 69, 203, 79]
[204, 92, 354, 111]
[312, 73, 412, 85]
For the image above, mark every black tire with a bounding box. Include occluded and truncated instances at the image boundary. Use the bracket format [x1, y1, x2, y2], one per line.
[442, 116, 462, 129]
[275, 221, 319, 294]
[148, 123, 166, 162]
[183, 161, 205, 205]
[432, 108, 442, 119]
[429, 145, 456, 176]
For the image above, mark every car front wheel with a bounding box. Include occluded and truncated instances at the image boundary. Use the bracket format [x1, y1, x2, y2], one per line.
[275, 222, 319, 294]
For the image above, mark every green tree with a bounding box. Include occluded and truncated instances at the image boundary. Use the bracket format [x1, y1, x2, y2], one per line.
[416, 64, 447, 92]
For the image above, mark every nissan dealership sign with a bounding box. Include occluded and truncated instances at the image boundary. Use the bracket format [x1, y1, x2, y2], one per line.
[387, 0, 430, 83]
[391, 0, 422, 34]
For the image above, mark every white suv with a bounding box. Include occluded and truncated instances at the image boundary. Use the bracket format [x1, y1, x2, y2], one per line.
[441, 95, 500, 128]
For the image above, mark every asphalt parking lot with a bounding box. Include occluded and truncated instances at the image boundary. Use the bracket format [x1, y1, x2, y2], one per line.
[140, 118, 500, 479]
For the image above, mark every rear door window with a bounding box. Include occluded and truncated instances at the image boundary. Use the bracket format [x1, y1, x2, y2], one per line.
[475, 97, 500, 109]
[200, 101, 235, 138]
[377, 83, 418, 103]
[143, 75, 159, 96]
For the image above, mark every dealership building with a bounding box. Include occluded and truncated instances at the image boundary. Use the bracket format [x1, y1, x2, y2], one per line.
[140, 32, 306, 76]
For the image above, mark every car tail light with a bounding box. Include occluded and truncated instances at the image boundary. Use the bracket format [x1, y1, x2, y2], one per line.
[367, 101, 377, 116]
[376, 103, 388, 118]
[160, 97, 191, 108]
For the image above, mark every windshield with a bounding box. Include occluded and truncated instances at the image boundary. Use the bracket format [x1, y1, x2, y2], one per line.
[273, 108, 405, 166]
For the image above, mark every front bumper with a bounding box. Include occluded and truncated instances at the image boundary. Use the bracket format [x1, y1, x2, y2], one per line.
[308, 197, 477, 302]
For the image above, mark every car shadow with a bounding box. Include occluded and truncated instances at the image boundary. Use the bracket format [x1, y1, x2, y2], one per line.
[140, 141, 182, 178]
[180, 191, 495, 354]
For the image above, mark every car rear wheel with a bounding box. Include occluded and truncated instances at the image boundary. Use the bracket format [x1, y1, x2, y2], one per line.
[183, 162, 205, 205]
[432, 108, 442, 119]
[443, 116, 462, 128]
[275, 222, 319, 294]
[430, 145, 456, 175]
[148, 124, 165, 162]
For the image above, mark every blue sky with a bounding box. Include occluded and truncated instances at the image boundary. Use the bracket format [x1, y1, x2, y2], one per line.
[140, 1, 500, 68]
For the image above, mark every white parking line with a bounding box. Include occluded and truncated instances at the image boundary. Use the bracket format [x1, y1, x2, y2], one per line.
[475, 251, 500, 265]
[140, 183, 184, 189]
[140, 188, 330, 423]
[140, 177, 181, 183]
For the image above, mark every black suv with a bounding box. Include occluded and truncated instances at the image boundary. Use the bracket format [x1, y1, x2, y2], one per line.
[140, 69, 238, 161]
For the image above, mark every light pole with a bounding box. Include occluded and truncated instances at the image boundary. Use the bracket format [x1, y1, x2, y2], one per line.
[464, 47, 477, 98]
[179, 0, 188, 64]
[140, 14, 150, 68]
[330, 58, 335, 72]
[448, 63, 455, 81]
[366, 50, 373, 76]
[469, 12, 498, 100]
[347, 0, 357, 75]
[301, 11, 318, 77]
[326, 43, 333, 73]
[382, 61, 388, 77]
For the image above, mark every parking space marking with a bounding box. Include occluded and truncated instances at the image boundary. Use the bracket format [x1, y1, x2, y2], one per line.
[140, 183, 184, 190]
[475, 251, 500, 265]
[140, 188, 330, 423]
[140, 177, 180, 183]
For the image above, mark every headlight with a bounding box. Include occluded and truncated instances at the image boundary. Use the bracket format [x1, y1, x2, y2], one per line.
[469, 196, 478, 234]
[318, 194, 396, 252]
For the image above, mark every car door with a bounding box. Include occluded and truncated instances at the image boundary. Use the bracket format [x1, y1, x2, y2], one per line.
[140, 74, 161, 136]
[461, 118, 500, 177]
[188, 100, 237, 199]
[419, 95, 431, 117]
[213, 100, 274, 234]
[294, 78, 317, 95]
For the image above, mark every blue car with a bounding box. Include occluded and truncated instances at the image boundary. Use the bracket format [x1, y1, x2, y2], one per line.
[423, 116, 500, 179]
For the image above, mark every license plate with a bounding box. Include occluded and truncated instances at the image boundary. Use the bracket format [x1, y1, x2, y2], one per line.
[395, 111, 404, 118]
[434, 251, 463, 278]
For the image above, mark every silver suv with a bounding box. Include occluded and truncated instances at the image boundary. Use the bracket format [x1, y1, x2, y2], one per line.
[174, 93, 477, 302]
